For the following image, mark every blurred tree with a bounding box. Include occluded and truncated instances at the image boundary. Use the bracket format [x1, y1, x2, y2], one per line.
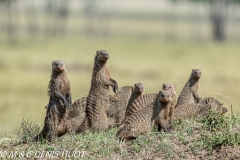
[53, 0, 70, 36]
[173, 0, 240, 41]
[25, 0, 40, 35]
[44, 0, 54, 35]
[0, 0, 16, 44]
[83, 0, 99, 36]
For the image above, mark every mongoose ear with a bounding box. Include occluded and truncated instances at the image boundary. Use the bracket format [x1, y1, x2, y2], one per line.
[63, 61, 66, 65]
[96, 50, 99, 55]
[134, 84, 137, 88]
[52, 61, 55, 66]
[162, 84, 165, 88]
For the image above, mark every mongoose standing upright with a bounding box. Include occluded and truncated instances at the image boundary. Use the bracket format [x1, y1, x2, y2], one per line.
[157, 83, 177, 131]
[117, 89, 173, 140]
[35, 60, 71, 141]
[176, 69, 202, 108]
[83, 50, 118, 132]
[107, 83, 145, 127]
[173, 97, 228, 120]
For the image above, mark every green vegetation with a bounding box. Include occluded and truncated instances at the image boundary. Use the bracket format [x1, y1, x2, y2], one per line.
[0, 37, 239, 134]
[1, 109, 239, 159]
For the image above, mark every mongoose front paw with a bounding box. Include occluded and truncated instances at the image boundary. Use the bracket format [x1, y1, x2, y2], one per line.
[64, 102, 70, 108]
[112, 80, 119, 93]
[197, 98, 202, 103]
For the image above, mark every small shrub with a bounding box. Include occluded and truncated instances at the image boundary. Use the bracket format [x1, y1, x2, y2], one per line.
[18, 119, 41, 143]
[198, 109, 240, 150]
[199, 109, 229, 132]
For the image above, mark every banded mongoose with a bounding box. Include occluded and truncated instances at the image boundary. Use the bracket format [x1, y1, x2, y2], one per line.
[173, 97, 228, 120]
[107, 83, 145, 127]
[129, 83, 145, 105]
[117, 89, 173, 140]
[64, 96, 87, 134]
[123, 93, 158, 123]
[35, 60, 71, 141]
[123, 83, 172, 122]
[176, 69, 202, 108]
[122, 83, 145, 119]
[83, 50, 118, 132]
[107, 86, 133, 127]
[158, 83, 177, 131]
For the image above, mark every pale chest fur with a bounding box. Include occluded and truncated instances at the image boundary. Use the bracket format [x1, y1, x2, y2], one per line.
[54, 74, 70, 96]
[96, 64, 111, 83]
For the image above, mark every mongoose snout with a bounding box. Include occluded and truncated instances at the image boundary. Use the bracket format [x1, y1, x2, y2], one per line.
[134, 83, 145, 94]
[52, 60, 66, 72]
[159, 90, 172, 103]
[97, 50, 109, 61]
[192, 69, 202, 79]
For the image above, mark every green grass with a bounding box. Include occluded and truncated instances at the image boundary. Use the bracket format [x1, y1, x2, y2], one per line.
[0, 37, 240, 135]
[1, 110, 240, 159]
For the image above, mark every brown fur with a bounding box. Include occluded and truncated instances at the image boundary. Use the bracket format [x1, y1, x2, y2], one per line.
[34, 60, 71, 141]
[117, 89, 173, 139]
[122, 93, 158, 124]
[176, 69, 202, 108]
[80, 50, 118, 133]
[106, 86, 133, 127]
[107, 83, 145, 127]
[157, 83, 177, 131]
[173, 97, 228, 120]
[123, 83, 145, 121]
[64, 96, 87, 134]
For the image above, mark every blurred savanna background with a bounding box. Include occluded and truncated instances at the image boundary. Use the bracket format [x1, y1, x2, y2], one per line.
[0, 0, 240, 135]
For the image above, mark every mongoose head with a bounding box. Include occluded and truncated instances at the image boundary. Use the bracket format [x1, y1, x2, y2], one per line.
[191, 69, 202, 79]
[162, 83, 176, 91]
[158, 90, 173, 103]
[134, 83, 145, 94]
[52, 60, 66, 73]
[201, 97, 228, 114]
[96, 50, 109, 62]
